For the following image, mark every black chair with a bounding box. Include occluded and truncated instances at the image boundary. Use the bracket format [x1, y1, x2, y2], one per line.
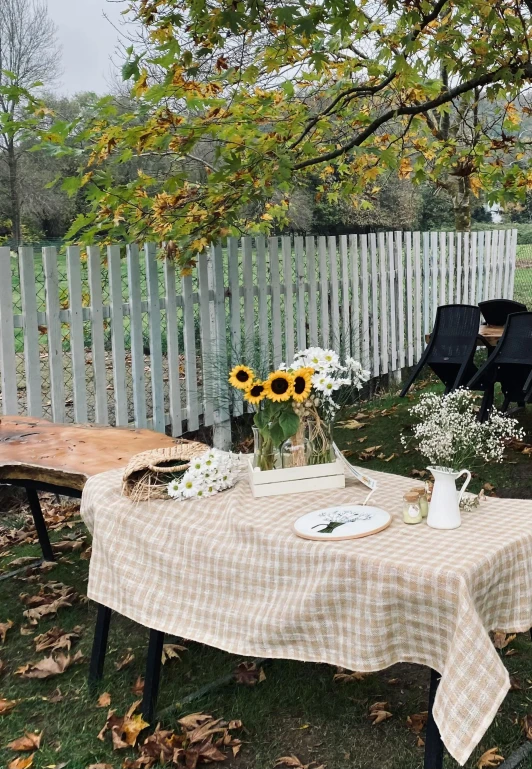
[467, 312, 532, 421]
[400, 304, 481, 398]
[479, 299, 527, 326]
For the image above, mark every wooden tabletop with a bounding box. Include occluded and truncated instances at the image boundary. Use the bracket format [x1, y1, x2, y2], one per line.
[0, 416, 176, 491]
[425, 325, 504, 348]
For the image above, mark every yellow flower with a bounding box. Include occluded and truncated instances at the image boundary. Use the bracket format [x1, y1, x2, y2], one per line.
[264, 370, 294, 402]
[292, 368, 313, 402]
[229, 364, 255, 390]
[245, 380, 266, 405]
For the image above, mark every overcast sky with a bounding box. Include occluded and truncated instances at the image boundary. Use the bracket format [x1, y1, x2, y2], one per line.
[47, 0, 128, 95]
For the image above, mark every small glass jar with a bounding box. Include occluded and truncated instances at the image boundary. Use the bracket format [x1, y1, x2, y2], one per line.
[403, 491, 422, 524]
[412, 486, 429, 518]
[252, 426, 280, 471]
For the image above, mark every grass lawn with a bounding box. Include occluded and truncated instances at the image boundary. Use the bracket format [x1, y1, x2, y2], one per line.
[1, 384, 532, 769]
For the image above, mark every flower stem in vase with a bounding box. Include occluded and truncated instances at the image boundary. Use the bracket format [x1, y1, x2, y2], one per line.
[306, 417, 335, 465]
[281, 420, 307, 468]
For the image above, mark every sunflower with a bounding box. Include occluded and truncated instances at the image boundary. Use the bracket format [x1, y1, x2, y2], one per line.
[245, 380, 266, 405]
[292, 367, 313, 402]
[229, 364, 254, 390]
[264, 370, 294, 402]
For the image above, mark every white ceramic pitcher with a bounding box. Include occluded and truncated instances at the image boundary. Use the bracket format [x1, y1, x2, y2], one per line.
[426, 466, 472, 530]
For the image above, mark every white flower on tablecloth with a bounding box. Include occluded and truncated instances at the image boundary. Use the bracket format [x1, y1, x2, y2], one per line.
[167, 448, 241, 501]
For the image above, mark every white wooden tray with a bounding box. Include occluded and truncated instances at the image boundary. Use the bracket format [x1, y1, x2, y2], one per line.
[247, 456, 345, 498]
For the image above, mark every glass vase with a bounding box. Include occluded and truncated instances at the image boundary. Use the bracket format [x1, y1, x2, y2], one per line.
[306, 418, 335, 465]
[252, 426, 280, 471]
[281, 426, 308, 469]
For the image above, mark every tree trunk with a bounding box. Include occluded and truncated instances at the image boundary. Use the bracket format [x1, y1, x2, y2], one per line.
[7, 141, 21, 247]
[451, 177, 471, 232]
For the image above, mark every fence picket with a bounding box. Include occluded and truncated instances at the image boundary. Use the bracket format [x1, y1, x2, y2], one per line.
[439, 231, 447, 306]
[163, 258, 182, 436]
[360, 235, 370, 372]
[509, 229, 518, 298]
[197, 252, 214, 425]
[127, 244, 147, 428]
[269, 237, 283, 367]
[386, 232, 397, 371]
[470, 232, 478, 304]
[256, 236, 269, 365]
[318, 236, 330, 348]
[502, 230, 512, 299]
[495, 230, 504, 298]
[211, 243, 231, 449]
[463, 232, 470, 303]
[42, 247, 64, 422]
[19, 247, 42, 417]
[339, 235, 350, 358]
[455, 232, 462, 303]
[295, 235, 307, 351]
[413, 232, 422, 361]
[282, 235, 295, 363]
[329, 236, 340, 349]
[369, 234, 379, 376]
[306, 236, 318, 347]
[0, 248, 17, 414]
[483, 230, 491, 300]
[182, 270, 199, 432]
[87, 246, 108, 425]
[423, 232, 430, 335]
[447, 232, 455, 306]
[430, 232, 438, 321]
[350, 234, 360, 362]
[144, 244, 165, 433]
[107, 245, 127, 426]
[242, 236, 255, 352]
[394, 232, 406, 369]
[227, 238, 242, 418]
[378, 233, 389, 375]
[476, 231, 484, 303]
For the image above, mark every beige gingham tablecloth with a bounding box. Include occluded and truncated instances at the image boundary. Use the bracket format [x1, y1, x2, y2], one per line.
[81, 465, 532, 765]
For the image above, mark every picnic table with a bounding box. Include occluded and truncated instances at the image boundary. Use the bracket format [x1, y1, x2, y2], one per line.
[80, 463, 532, 769]
[0, 415, 175, 561]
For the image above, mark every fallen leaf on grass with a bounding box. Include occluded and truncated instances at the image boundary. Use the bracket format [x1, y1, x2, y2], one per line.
[359, 445, 382, 461]
[493, 632, 516, 650]
[410, 469, 428, 479]
[87, 764, 113, 769]
[234, 661, 266, 686]
[131, 676, 144, 696]
[387, 677, 400, 685]
[337, 419, 366, 430]
[34, 626, 82, 653]
[0, 698, 19, 714]
[274, 756, 324, 769]
[510, 676, 522, 691]
[23, 595, 74, 625]
[98, 700, 148, 750]
[522, 714, 532, 739]
[333, 668, 366, 683]
[52, 538, 85, 553]
[7, 755, 34, 769]
[16, 650, 83, 679]
[0, 619, 13, 643]
[406, 712, 428, 734]
[368, 701, 392, 725]
[505, 648, 518, 657]
[115, 651, 135, 671]
[97, 692, 111, 708]
[384, 453, 397, 462]
[161, 643, 187, 664]
[477, 747, 504, 768]
[8, 557, 40, 568]
[6, 732, 42, 751]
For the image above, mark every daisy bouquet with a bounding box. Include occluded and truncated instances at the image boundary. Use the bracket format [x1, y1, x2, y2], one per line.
[167, 448, 241, 500]
[229, 348, 370, 470]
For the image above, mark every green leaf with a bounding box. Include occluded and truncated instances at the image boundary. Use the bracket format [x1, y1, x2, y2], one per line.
[279, 409, 300, 441]
[269, 421, 285, 448]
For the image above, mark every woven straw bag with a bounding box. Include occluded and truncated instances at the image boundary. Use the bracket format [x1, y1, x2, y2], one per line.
[122, 439, 209, 501]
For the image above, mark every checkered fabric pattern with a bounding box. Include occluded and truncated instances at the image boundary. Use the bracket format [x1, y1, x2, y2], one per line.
[81, 466, 532, 765]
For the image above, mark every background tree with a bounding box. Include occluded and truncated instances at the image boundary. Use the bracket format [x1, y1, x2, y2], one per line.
[48, 0, 532, 267]
[0, 0, 59, 245]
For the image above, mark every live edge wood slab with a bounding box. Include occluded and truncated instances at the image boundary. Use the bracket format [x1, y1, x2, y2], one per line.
[0, 416, 176, 492]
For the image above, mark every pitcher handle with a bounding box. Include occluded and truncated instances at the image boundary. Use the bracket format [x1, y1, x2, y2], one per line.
[456, 469, 472, 505]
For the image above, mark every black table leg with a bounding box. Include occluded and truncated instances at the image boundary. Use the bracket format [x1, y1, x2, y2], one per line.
[26, 487, 54, 562]
[424, 669, 444, 769]
[142, 629, 165, 723]
[89, 605, 112, 686]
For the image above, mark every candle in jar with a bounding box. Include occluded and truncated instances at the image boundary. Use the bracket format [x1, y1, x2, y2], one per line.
[412, 486, 429, 518]
[403, 492, 422, 524]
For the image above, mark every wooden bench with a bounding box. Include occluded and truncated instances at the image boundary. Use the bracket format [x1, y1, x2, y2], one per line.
[0, 416, 175, 561]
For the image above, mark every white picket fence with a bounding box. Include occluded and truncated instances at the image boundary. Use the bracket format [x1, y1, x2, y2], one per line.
[0, 229, 518, 445]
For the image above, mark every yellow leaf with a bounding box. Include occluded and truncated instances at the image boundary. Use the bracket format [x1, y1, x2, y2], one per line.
[6, 732, 42, 751]
[8, 756, 35, 769]
[469, 176, 483, 198]
[398, 157, 413, 179]
[477, 747, 504, 768]
[97, 692, 111, 708]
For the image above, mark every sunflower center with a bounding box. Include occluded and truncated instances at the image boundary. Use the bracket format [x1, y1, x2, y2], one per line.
[236, 370, 250, 382]
[294, 376, 306, 395]
[250, 384, 264, 397]
[271, 377, 289, 395]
